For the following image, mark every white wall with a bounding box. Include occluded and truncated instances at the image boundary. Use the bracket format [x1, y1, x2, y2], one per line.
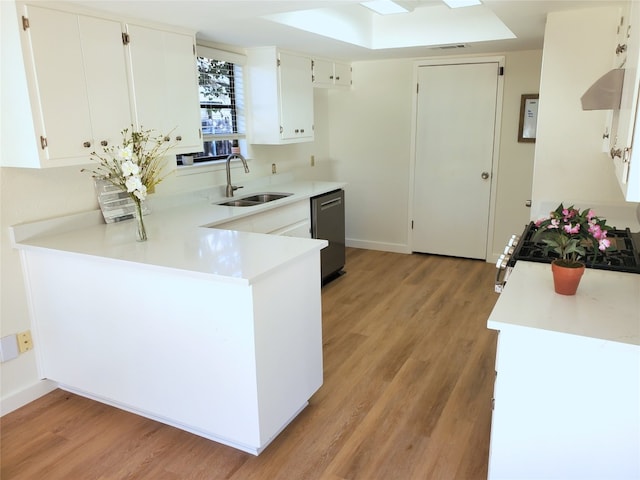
[492, 50, 543, 256]
[328, 59, 414, 252]
[532, 6, 633, 213]
[327, 51, 543, 256]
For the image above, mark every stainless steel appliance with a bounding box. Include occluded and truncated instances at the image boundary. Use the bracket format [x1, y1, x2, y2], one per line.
[311, 189, 345, 284]
[495, 221, 640, 292]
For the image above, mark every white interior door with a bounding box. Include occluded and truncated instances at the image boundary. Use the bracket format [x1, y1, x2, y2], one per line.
[412, 62, 499, 259]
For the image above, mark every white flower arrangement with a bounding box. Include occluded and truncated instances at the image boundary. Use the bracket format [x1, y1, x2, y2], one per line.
[83, 126, 175, 240]
[84, 126, 174, 201]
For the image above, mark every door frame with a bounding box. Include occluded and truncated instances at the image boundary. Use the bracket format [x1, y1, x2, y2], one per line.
[408, 55, 505, 260]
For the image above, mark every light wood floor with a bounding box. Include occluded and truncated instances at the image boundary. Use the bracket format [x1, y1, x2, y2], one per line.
[1, 248, 500, 480]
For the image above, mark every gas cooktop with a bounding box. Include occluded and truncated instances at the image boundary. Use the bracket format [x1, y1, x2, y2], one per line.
[511, 222, 640, 274]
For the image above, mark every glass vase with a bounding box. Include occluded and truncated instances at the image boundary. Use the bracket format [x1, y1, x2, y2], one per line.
[134, 199, 147, 242]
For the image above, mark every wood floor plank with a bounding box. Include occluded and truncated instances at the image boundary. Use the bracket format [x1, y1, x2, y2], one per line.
[1, 248, 500, 480]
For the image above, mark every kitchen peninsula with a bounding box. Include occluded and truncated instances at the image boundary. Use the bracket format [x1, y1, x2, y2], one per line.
[487, 261, 640, 479]
[10, 179, 342, 455]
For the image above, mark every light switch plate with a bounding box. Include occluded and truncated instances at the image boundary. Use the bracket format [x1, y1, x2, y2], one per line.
[0, 335, 19, 362]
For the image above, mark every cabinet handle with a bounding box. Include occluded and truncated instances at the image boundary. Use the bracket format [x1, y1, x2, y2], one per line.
[336, 76, 340, 80]
[330, 75, 334, 80]
[610, 147, 623, 159]
[300, 129, 305, 133]
[83, 141, 91, 148]
[100, 140, 108, 147]
[176, 135, 182, 141]
[164, 136, 170, 142]
[295, 129, 300, 133]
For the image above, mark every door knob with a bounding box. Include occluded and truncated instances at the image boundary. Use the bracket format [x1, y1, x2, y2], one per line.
[481, 171, 490, 179]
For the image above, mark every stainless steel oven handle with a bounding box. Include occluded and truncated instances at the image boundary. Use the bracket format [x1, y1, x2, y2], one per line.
[495, 254, 512, 293]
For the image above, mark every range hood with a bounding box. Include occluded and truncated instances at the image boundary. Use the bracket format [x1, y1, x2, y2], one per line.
[580, 68, 625, 110]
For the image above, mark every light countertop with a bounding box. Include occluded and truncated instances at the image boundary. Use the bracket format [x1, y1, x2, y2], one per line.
[487, 261, 640, 346]
[11, 180, 344, 285]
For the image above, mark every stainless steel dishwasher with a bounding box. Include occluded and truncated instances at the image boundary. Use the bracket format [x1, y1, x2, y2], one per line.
[311, 189, 345, 284]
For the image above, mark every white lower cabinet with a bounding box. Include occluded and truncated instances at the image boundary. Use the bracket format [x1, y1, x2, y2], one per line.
[489, 327, 639, 479]
[487, 262, 640, 480]
[215, 200, 311, 238]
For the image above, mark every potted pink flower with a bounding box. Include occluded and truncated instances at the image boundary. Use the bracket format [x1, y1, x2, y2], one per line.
[533, 203, 613, 294]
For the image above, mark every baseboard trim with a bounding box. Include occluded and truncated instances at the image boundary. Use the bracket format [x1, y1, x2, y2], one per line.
[0, 379, 57, 416]
[345, 238, 410, 254]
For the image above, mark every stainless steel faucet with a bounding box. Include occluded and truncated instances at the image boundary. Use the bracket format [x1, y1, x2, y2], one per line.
[225, 153, 250, 197]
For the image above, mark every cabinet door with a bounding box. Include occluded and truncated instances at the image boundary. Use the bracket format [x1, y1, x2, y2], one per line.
[611, 0, 640, 200]
[23, 5, 93, 164]
[312, 58, 333, 87]
[278, 52, 314, 141]
[603, 5, 630, 154]
[22, 6, 131, 166]
[79, 15, 132, 151]
[127, 24, 201, 157]
[333, 62, 352, 87]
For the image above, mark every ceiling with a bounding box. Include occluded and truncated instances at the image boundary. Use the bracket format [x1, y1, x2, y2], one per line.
[68, 0, 624, 61]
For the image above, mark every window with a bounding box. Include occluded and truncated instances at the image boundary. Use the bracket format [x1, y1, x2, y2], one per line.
[178, 46, 245, 166]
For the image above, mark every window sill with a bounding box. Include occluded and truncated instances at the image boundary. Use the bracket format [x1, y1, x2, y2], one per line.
[174, 158, 250, 177]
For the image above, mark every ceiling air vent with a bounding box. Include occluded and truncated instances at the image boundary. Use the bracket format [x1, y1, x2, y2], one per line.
[429, 44, 468, 50]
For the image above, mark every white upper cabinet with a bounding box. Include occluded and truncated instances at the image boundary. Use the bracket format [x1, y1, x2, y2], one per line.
[247, 47, 314, 144]
[313, 58, 351, 88]
[126, 23, 201, 156]
[610, 1, 640, 201]
[312, 58, 334, 87]
[17, 4, 131, 167]
[313, 58, 352, 88]
[333, 62, 352, 88]
[5, 2, 201, 169]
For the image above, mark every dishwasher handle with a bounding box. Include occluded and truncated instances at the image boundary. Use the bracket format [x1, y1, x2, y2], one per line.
[320, 197, 342, 210]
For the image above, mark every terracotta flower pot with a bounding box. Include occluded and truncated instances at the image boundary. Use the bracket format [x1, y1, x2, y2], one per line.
[551, 259, 585, 295]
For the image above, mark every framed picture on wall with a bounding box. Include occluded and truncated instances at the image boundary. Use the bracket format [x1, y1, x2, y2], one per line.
[518, 94, 539, 143]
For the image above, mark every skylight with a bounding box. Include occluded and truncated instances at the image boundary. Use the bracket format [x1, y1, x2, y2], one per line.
[360, 1, 410, 15]
[264, 3, 514, 51]
[442, 0, 483, 8]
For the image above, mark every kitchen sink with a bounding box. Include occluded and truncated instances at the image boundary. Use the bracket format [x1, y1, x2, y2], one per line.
[217, 192, 292, 207]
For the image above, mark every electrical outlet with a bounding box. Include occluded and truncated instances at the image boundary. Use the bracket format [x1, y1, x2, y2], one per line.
[310, 155, 315, 167]
[17, 330, 33, 353]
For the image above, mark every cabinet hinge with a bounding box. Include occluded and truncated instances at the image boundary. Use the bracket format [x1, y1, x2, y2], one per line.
[39, 136, 47, 149]
[277, 59, 281, 68]
[22, 16, 29, 30]
[498, 66, 504, 76]
[122, 32, 130, 45]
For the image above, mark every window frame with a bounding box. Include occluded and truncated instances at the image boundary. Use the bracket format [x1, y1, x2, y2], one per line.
[176, 45, 246, 169]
